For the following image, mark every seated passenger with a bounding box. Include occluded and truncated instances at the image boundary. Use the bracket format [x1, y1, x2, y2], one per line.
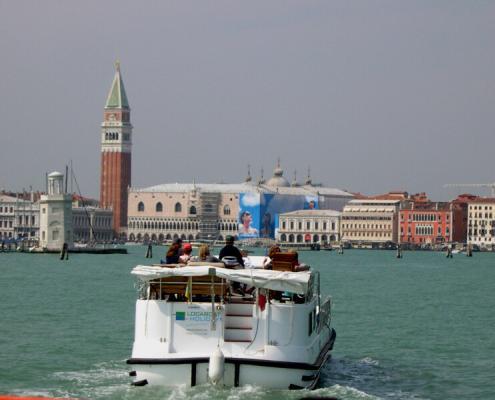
[190, 244, 219, 263]
[179, 243, 193, 264]
[289, 250, 310, 271]
[219, 235, 244, 268]
[263, 245, 281, 269]
[165, 239, 182, 264]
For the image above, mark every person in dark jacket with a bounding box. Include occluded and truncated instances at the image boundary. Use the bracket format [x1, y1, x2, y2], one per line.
[219, 235, 244, 267]
[164, 238, 182, 264]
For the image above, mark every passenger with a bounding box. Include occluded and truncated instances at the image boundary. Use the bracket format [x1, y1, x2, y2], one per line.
[190, 244, 219, 263]
[219, 235, 245, 268]
[179, 243, 193, 264]
[165, 238, 182, 264]
[288, 249, 310, 272]
[262, 245, 281, 269]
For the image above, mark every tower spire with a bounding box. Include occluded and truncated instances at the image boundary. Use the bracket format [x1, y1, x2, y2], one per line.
[305, 166, 312, 186]
[245, 164, 252, 183]
[105, 60, 129, 109]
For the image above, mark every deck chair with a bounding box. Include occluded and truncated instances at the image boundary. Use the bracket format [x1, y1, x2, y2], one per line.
[271, 252, 299, 272]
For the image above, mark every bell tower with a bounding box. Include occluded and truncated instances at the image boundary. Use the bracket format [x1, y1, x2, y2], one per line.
[100, 61, 132, 237]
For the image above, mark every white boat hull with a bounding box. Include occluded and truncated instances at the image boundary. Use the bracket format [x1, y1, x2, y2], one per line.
[128, 330, 336, 389]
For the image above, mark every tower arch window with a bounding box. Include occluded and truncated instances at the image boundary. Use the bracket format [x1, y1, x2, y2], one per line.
[175, 202, 182, 213]
[137, 202, 145, 212]
[223, 205, 231, 216]
[156, 202, 163, 212]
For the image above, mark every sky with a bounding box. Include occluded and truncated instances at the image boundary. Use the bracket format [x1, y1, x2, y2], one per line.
[1, 1, 494, 200]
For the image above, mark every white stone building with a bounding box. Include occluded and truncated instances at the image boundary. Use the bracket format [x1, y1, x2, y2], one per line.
[0, 195, 16, 240]
[467, 198, 495, 249]
[341, 199, 400, 246]
[14, 200, 40, 240]
[127, 163, 353, 243]
[277, 209, 341, 245]
[39, 172, 73, 250]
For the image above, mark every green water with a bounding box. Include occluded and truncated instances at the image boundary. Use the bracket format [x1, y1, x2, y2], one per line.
[1, 247, 494, 399]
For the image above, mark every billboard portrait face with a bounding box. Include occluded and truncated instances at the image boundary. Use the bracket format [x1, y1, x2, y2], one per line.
[304, 196, 318, 210]
[238, 193, 260, 239]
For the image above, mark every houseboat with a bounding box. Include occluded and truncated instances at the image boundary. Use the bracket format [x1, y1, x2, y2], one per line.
[127, 254, 336, 389]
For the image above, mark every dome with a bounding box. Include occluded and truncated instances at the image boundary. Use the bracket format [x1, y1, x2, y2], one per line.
[266, 160, 290, 187]
[266, 176, 290, 187]
[48, 171, 64, 178]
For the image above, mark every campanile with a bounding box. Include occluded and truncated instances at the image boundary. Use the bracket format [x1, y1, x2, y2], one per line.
[100, 61, 132, 237]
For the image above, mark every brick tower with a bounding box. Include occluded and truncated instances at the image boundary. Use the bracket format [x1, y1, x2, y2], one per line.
[100, 61, 132, 237]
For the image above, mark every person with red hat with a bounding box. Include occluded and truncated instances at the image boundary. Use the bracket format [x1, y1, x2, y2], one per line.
[179, 243, 193, 264]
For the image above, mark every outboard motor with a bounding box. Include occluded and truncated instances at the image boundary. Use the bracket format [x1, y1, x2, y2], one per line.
[208, 347, 225, 385]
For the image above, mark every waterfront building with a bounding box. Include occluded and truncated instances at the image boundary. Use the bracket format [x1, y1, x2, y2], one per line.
[73, 207, 113, 242]
[277, 209, 341, 245]
[127, 163, 353, 242]
[341, 199, 400, 247]
[467, 198, 495, 250]
[0, 195, 16, 239]
[14, 199, 40, 240]
[450, 194, 477, 244]
[100, 61, 132, 237]
[398, 196, 452, 246]
[39, 172, 73, 250]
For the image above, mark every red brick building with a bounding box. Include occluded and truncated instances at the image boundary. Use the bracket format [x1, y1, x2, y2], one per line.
[99, 62, 132, 237]
[450, 194, 478, 244]
[398, 194, 452, 246]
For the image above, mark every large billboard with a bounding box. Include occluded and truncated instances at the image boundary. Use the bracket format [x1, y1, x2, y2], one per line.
[238, 192, 318, 240]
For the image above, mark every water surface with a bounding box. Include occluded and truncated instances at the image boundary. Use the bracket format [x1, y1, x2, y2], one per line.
[1, 247, 494, 399]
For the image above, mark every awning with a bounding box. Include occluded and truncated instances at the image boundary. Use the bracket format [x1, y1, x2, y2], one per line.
[131, 265, 312, 294]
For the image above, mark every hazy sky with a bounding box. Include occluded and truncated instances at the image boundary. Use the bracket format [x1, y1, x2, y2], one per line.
[1, 1, 494, 200]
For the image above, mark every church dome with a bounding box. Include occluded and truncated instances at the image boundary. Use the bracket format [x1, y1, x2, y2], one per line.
[266, 161, 290, 187]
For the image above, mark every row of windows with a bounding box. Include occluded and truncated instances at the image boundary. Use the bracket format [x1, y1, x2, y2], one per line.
[279, 233, 336, 243]
[104, 132, 130, 141]
[0, 207, 14, 213]
[400, 214, 449, 222]
[400, 226, 450, 236]
[0, 232, 13, 238]
[469, 205, 494, 210]
[73, 216, 111, 228]
[137, 202, 232, 216]
[128, 220, 238, 231]
[105, 132, 119, 141]
[342, 216, 392, 221]
[468, 229, 495, 236]
[342, 223, 390, 230]
[129, 232, 200, 242]
[468, 237, 495, 242]
[0, 221, 13, 228]
[344, 232, 390, 237]
[17, 216, 36, 226]
[469, 213, 493, 219]
[280, 220, 336, 231]
[468, 221, 495, 227]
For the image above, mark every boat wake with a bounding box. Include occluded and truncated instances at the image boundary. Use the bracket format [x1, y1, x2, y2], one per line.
[320, 356, 428, 400]
[13, 356, 424, 400]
